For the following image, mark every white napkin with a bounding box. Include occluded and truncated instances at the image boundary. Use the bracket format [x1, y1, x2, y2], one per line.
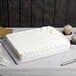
[0, 57, 9, 66]
[0, 43, 10, 66]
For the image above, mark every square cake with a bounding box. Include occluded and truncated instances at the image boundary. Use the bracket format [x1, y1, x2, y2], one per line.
[5, 26, 70, 61]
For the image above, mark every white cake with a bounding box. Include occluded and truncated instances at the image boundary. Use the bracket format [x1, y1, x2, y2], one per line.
[6, 26, 70, 61]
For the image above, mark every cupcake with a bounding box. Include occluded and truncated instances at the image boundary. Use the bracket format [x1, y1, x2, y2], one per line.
[71, 33, 76, 44]
[64, 24, 72, 35]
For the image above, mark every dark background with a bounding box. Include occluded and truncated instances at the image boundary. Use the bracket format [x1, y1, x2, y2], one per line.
[0, 0, 76, 27]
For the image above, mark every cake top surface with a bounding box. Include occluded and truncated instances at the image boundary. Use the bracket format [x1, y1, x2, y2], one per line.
[6, 26, 70, 55]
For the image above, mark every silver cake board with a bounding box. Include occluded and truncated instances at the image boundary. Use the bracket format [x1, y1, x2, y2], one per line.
[0, 39, 20, 64]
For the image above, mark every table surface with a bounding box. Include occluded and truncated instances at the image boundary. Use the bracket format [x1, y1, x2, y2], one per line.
[0, 27, 76, 70]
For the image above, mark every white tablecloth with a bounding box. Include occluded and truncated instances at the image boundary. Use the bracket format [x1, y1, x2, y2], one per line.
[0, 28, 76, 76]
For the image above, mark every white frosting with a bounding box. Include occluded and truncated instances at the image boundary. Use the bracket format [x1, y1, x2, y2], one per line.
[64, 24, 72, 30]
[6, 26, 70, 60]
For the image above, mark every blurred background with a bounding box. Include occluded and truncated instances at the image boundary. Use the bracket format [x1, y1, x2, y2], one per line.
[0, 0, 76, 27]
